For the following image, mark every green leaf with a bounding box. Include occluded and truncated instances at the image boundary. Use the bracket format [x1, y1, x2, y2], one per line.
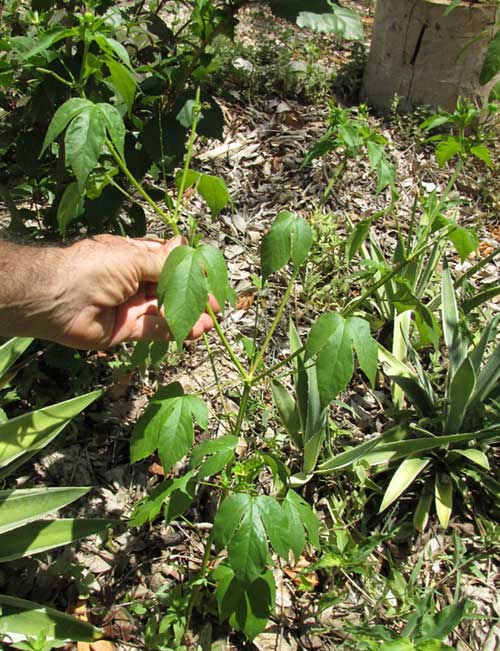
[448, 226, 479, 262]
[130, 382, 184, 462]
[305, 313, 353, 406]
[444, 0, 462, 15]
[379, 458, 430, 512]
[413, 484, 433, 532]
[282, 489, 320, 555]
[442, 258, 467, 379]
[346, 217, 372, 264]
[178, 170, 230, 217]
[57, 182, 84, 235]
[190, 435, 238, 478]
[213, 565, 275, 640]
[13, 27, 76, 60]
[65, 104, 106, 189]
[214, 493, 268, 584]
[435, 136, 462, 167]
[469, 144, 493, 168]
[316, 435, 382, 474]
[41, 98, 91, 155]
[158, 246, 208, 347]
[195, 244, 230, 312]
[420, 600, 466, 642]
[0, 518, 111, 562]
[256, 495, 292, 560]
[271, 381, 302, 449]
[0, 593, 103, 643]
[471, 343, 500, 407]
[0, 338, 32, 381]
[130, 470, 197, 527]
[0, 390, 101, 469]
[296, 7, 364, 41]
[463, 285, 500, 314]
[105, 58, 136, 115]
[95, 34, 131, 67]
[480, 28, 500, 85]
[469, 315, 499, 374]
[261, 211, 312, 280]
[0, 486, 90, 534]
[346, 317, 378, 386]
[434, 473, 453, 528]
[376, 156, 396, 194]
[99, 101, 126, 160]
[446, 357, 475, 434]
[156, 394, 208, 473]
[452, 448, 489, 470]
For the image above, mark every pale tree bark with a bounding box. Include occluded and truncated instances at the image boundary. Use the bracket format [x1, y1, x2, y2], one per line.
[361, 0, 499, 112]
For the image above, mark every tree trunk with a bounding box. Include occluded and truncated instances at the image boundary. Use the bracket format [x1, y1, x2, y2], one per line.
[361, 0, 499, 113]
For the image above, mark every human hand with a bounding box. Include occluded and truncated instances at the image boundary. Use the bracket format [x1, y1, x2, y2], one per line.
[0, 235, 218, 349]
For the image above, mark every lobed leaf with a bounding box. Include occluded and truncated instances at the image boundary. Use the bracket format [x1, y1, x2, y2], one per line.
[176, 169, 230, 217]
[261, 211, 312, 280]
[195, 244, 230, 313]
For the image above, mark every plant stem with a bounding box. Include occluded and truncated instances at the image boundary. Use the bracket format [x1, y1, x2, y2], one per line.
[0, 184, 23, 231]
[202, 332, 235, 430]
[252, 345, 305, 383]
[172, 87, 201, 226]
[234, 381, 252, 439]
[250, 271, 298, 378]
[342, 229, 453, 317]
[105, 137, 180, 235]
[205, 303, 249, 381]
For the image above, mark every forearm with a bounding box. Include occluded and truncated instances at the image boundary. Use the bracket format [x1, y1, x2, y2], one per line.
[0, 241, 66, 340]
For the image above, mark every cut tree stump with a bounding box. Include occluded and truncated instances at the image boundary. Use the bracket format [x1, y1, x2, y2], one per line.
[361, 0, 499, 112]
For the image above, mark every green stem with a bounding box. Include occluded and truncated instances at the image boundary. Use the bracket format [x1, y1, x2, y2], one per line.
[36, 67, 73, 88]
[250, 271, 299, 378]
[205, 303, 249, 381]
[252, 345, 305, 384]
[434, 159, 463, 218]
[173, 87, 201, 227]
[233, 381, 252, 438]
[342, 229, 453, 317]
[105, 137, 180, 235]
[202, 332, 235, 430]
[321, 157, 347, 205]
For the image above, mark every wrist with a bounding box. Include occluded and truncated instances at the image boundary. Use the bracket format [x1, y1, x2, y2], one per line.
[0, 242, 67, 341]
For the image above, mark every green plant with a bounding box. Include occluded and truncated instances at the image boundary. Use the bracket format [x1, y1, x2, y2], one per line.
[0, 0, 363, 236]
[302, 103, 396, 203]
[0, 337, 110, 645]
[319, 259, 500, 530]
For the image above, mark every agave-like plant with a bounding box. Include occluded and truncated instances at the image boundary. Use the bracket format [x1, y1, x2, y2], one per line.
[317, 258, 500, 529]
[0, 337, 110, 646]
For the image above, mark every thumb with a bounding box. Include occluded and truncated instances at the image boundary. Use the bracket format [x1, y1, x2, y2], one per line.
[132, 235, 187, 282]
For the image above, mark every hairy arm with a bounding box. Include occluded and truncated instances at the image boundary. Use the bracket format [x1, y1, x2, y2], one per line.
[0, 235, 217, 349]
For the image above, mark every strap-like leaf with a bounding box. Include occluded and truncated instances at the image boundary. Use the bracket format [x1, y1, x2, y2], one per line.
[0, 337, 32, 381]
[0, 593, 103, 643]
[0, 390, 102, 469]
[442, 258, 467, 380]
[470, 344, 500, 408]
[0, 486, 90, 534]
[271, 380, 302, 449]
[0, 518, 111, 562]
[435, 473, 453, 529]
[446, 356, 476, 434]
[379, 457, 430, 512]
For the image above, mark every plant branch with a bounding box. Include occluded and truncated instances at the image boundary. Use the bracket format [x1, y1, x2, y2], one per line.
[250, 271, 298, 378]
[205, 303, 249, 381]
[105, 137, 180, 235]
